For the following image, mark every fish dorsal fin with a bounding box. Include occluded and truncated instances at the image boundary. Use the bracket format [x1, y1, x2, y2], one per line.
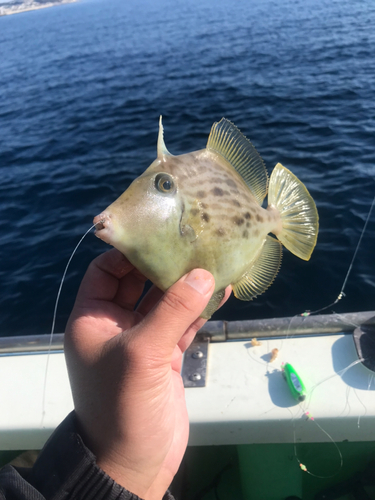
[157, 115, 172, 158]
[206, 118, 268, 205]
[232, 236, 282, 300]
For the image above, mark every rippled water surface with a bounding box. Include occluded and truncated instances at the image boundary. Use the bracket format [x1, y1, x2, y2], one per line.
[0, 0, 374, 336]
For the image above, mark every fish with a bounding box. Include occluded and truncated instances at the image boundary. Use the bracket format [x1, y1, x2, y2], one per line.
[93, 117, 319, 318]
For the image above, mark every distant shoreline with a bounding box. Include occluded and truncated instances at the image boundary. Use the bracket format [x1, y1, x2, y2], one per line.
[0, 0, 78, 16]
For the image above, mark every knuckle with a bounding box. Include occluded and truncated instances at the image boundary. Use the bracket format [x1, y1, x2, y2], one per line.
[162, 288, 196, 316]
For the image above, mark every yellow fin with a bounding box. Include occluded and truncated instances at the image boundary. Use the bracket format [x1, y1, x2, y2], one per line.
[268, 163, 319, 261]
[232, 236, 282, 300]
[206, 118, 268, 205]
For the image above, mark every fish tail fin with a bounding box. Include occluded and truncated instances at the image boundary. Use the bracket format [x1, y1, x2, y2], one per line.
[268, 163, 319, 261]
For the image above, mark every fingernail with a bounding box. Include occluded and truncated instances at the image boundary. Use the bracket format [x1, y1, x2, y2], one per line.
[184, 270, 214, 295]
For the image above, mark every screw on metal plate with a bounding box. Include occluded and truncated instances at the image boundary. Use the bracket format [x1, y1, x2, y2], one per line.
[182, 334, 209, 387]
[192, 350, 204, 359]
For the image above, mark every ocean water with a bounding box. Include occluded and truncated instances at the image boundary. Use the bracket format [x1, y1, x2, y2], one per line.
[0, 0, 374, 337]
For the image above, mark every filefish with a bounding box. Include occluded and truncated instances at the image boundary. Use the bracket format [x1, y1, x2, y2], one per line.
[94, 118, 319, 318]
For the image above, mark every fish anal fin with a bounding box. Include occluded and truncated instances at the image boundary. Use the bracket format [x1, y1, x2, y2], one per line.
[232, 236, 282, 301]
[268, 163, 319, 261]
[206, 118, 268, 205]
[200, 289, 225, 319]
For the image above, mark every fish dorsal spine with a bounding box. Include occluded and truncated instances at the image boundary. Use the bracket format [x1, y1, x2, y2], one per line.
[206, 118, 268, 205]
[157, 115, 173, 158]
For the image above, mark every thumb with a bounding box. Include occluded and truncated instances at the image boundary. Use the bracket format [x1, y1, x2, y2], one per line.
[133, 269, 215, 354]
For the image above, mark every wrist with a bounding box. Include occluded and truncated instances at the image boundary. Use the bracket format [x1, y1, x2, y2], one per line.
[29, 412, 146, 500]
[96, 452, 173, 500]
[96, 456, 149, 499]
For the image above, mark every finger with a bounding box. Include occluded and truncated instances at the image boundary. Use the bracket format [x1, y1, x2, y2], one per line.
[131, 269, 215, 355]
[176, 285, 232, 353]
[219, 285, 232, 308]
[113, 269, 148, 311]
[177, 317, 207, 353]
[75, 249, 134, 306]
[171, 344, 184, 373]
[75, 249, 150, 312]
[135, 284, 164, 317]
[171, 316, 209, 372]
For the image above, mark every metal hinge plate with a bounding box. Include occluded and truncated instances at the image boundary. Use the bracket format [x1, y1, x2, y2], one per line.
[182, 335, 209, 387]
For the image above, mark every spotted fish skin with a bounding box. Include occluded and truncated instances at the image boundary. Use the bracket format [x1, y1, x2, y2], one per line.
[147, 149, 281, 292]
[94, 118, 318, 318]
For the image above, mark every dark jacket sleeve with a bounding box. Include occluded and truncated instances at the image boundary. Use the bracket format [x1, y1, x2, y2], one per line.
[0, 412, 175, 500]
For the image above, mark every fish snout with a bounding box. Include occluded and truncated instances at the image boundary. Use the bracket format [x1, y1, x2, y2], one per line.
[93, 212, 113, 244]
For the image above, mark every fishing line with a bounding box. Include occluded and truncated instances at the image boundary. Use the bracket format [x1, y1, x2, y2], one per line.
[245, 337, 372, 477]
[342, 386, 352, 419]
[352, 388, 368, 428]
[41, 223, 97, 425]
[330, 312, 360, 330]
[245, 191, 375, 480]
[292, 355, 375, 475]
[278, 365, 344, 477]
[301, 190, 375, 318]
[305, 358, 365, 409]
[273, 190, 375, 367]
[367, 373, 374, 391]
[278, 357, 373, 477]
[292, 408, 344, 478]
[282, 403, 343, 478]
[243, 353, 344, 477]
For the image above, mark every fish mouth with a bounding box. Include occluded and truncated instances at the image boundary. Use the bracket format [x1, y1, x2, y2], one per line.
[93, 213, 113, 244]
[94, 219, 105, 231]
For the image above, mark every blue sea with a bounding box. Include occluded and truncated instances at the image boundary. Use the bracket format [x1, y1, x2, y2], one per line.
[0, 0, 374, 336]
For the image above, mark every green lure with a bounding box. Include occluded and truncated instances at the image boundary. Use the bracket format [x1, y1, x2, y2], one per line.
[282, 363, 306, 402]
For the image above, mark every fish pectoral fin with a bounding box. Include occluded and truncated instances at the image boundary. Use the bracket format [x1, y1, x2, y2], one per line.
[206, 118, 268, 205]
[268, 163, 319, 261]
[180, 222, 196, 242]
[180, 199, 205, 242]
[200, 289, 226, 319]
[232, 236, 282, 301]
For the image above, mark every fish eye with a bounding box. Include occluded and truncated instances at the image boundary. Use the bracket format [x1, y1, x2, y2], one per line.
[155, 173, 175, 194]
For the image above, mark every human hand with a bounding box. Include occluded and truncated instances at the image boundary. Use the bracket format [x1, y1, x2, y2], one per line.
[64, 249, 231, 500]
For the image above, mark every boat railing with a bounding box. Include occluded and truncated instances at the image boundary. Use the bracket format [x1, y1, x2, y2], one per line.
[0, 310, 374, 354]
